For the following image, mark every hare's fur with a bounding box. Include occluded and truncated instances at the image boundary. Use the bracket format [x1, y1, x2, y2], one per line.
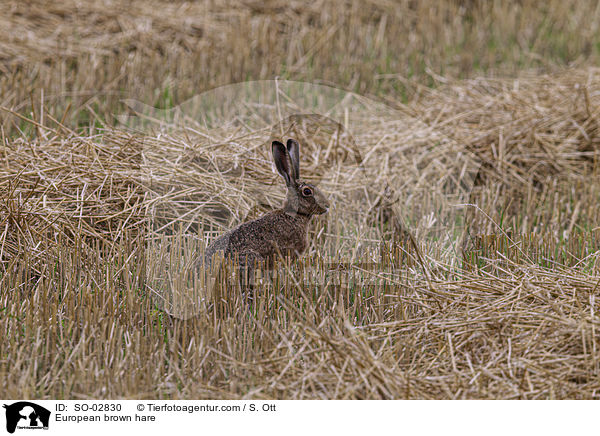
[202, 139, 329, 287]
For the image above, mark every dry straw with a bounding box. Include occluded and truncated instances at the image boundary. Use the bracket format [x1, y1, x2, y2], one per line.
[1, 0, 600, 399]
[1, 67, 600, 398]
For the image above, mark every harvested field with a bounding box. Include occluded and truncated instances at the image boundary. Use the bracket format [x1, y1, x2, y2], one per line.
[1, 0, 600, 399]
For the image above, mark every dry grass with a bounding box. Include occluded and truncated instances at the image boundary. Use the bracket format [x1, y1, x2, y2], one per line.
[1, 0, 600, 399]
[3, 0, 600, 134]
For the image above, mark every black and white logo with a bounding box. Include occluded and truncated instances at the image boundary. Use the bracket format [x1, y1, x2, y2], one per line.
[3, 402, 50, 434]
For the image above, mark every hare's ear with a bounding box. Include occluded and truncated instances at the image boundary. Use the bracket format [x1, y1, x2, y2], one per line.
[272, 141, 294, 187]
[286, 139, 300, 180]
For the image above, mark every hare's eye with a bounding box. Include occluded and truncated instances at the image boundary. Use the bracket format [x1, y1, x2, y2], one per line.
[302, 187, 313, 197]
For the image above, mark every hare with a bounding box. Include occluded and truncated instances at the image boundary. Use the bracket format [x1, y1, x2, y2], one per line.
[201, 139, 329, 299]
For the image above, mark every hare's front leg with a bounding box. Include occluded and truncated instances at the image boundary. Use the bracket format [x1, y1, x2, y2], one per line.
[238, 252, 262, 305]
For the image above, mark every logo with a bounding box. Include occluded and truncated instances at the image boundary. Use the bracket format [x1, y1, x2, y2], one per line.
[3, 402, 50, 434]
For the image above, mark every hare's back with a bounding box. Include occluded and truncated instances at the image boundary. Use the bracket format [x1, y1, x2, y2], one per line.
[204, 210, 308, 267]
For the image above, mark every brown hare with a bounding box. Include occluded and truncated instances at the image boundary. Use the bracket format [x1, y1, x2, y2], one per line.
[202, 139, 329, 300]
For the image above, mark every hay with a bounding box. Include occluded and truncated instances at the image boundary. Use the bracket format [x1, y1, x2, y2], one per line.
[1, 0, 600, 399]
[1, 68, 600, 398]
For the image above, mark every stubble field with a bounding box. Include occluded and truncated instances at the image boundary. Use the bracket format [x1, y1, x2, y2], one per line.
[1, 0, 600, 399]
